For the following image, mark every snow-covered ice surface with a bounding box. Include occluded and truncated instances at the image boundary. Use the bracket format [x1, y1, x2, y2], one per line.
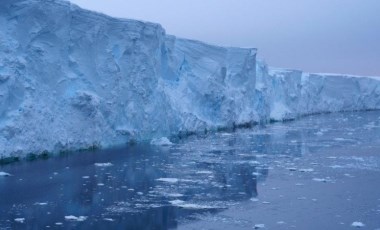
[1, 111, 380, 229]
[1, 0, 380, 158]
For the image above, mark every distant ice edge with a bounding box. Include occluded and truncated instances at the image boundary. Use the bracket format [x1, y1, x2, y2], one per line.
[0, 0, 379, 158]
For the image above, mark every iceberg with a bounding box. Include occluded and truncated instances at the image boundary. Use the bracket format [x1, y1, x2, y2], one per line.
[0, 0, 379, 158]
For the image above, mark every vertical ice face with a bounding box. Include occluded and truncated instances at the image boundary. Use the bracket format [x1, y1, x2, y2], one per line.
[162, 37, 258, 132]
[255, 63, 380, 121]
[0, 0, 380, 158]
[0, 0, 178, 156]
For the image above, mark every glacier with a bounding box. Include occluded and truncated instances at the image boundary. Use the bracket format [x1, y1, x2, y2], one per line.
[1, 0, 380, 158]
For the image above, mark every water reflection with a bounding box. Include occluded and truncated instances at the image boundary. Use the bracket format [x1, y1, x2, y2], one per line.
[1, 111, 380, 229]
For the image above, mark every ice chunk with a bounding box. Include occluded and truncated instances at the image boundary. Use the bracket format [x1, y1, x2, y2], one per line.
[14, 218, 25, 223]
[254, 224, 265, 229]
[0, 172, 11, 177]
[150, 137, 173, 146]
[156, 178, 179, 183]
[94, 163, 113, 167]
[34, 202, 48, 206]
[351, 222, 365, 228]
[299, 168, 314, 172]
[64, 216, 87, 222]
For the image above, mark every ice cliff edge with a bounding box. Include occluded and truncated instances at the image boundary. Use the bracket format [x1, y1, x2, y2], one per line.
[1, 0, 380, 158]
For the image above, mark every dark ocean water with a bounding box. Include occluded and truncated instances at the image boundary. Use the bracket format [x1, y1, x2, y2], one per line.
[1, 111, 380, 229]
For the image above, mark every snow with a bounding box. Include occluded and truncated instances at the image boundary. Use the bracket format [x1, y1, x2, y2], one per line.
[1, 0, 380, 158]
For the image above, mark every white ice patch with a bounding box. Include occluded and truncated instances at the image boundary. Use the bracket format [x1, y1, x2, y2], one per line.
[312, 178, 329, 183]
[150, 137, 173, 146]
[34, 202, 48, 206]
[14, 218, 25, 223]
[299, 168, 314, 172]
[169, 200, 185, 205]
[156, 178, 179, 183]
[254, 224, 265, 229]
[195, 170, 213, 174]
[65, 215, 87, 222]
[94, 163, 113, 167]
[0, 172, 11, 177]
[351, 222, 365, 228]
[166, 193, 184, 198]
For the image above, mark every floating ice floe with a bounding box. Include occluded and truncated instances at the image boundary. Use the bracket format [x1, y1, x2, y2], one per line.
[351, 222, 365, 228]
[299, 168, 314, 172]
[150, 137, 173, 146]
[14, 218, 25, 223]
[65, 215, 87, 222]
[195, 170, 213, 174]
[94, 163, 113, 167]
[34, 202, 48, 206]
[169, 200, 185, 205]
[330, 165, 344, 169]
[312, 178, 329, 183]
[156, 178, 179, 183]
[0, 172, 11, 177]
[254, 224, 265, 229]
[165, 193, 184, 198]
[169, 199, 217, 209]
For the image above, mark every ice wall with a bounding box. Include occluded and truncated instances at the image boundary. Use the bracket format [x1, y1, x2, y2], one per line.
[1, 0, 379, 158]
[0, 0, 178, 156]
[256, 63, 380, 121]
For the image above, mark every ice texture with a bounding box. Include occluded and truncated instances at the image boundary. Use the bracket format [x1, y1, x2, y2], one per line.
[1, 0, 380, 158]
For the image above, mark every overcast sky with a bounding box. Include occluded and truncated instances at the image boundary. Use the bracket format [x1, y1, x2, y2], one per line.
[69, 0, 380, 76]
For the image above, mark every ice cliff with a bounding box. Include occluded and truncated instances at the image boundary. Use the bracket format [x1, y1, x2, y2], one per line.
[1, 0, 380, 158]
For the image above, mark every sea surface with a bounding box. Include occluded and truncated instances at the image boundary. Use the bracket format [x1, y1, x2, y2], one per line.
[1, 111, 380, 229]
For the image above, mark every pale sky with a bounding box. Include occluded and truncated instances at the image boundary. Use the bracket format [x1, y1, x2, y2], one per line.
[69, 0, 380, 76]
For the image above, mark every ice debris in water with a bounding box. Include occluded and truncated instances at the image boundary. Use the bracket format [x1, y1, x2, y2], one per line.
[0, 172, 11, 177]
[169, 200, 184, 205]
[312, 178, 329, 183]
[34, 202, 48, 206]
[150, 137, 173, 146]
[351, 222, 365, 228]
[14, 218, 25, 223]
[65, 216, 87, 222]
[156, 178, 179, 183]
[299, 168, 314, 172]
[254, 224, 265, 229]
[94, 163, 113, 167]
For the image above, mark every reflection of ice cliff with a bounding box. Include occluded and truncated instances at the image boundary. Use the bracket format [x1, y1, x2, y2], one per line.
[1, 0, 380, 157]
